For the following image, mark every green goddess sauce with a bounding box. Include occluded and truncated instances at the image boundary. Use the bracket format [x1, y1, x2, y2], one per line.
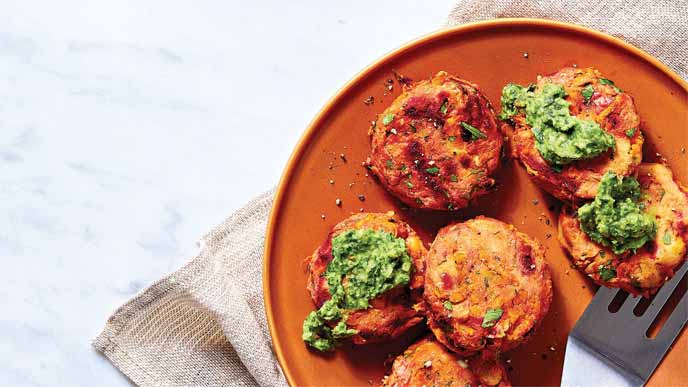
[500, 83, 615, 167]
[577, 172, 656, 255]
[302, 228, 412, 351]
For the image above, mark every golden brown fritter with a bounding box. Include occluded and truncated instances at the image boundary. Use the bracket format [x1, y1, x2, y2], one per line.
[305, 212, 426, 344]
[367, 71, 504, 211]
[509, 67, 643, 201]
[382, 337, 511, 387]
[423, 217, 553, 356]
[558, 163, 688, 296]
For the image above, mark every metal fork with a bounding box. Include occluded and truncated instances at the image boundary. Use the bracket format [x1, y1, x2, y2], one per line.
[561, 262, 688, 387]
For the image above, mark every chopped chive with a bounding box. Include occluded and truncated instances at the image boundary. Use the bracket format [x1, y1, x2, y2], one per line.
[440, 98, 449, 115]
[450, 174, 458, 182]
[382, 113, 395, 126]
[405, 180, 413, 188]
[443, 301, 453, 310]
[581, 85, 594, 104]
[460, 122, 487, 140]
[625, 127, 636, 138]
[425, 166, 440, 175]
[409, 123, 417, 133]
[599, 78, 622, 93]
[386, 160, 393, 169]
[481, 308, 503, 328]
[448, 135, 456, 142]
[663, 231, 672, 245]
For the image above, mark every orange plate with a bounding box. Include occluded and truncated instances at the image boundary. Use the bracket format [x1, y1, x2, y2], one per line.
[263, 19, 688, 387]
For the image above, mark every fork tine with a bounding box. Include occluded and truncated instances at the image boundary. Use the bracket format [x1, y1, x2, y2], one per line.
[640, 263, 688, 325]
[654, 290, 687, 346]
[588, 285, 619, 310]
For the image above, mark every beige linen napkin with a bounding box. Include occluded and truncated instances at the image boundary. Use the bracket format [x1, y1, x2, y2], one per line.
[94, 2, 686, 387]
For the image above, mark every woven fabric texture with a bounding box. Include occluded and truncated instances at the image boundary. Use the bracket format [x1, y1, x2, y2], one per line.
[94, 2, 686, 386]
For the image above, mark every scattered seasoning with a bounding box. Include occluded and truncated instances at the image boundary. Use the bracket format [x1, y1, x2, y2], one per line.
[457, 359, 469, 369]
[425, 166, 440, 175]
[335, 198, 342, 207]
[523, 52, 529, 58]
[358, 195, 366, 202]
[549, 346, 556, 352]
[339, 153, 347, 162]
[681, 147, 685, 153]
[460, 122, 487, 140]
[532, 199, 539, 205]
[320, 214, 326, 219]
[450, 174, 458, 182]
[389, 128, 398, 135]
[385, 79, 394, 91]
[370, 120, 377, 128]
[392, 69, 411, 86]
[382, 113, 395, 126]
[423, 360, 432, 368]
[545, 233, 552, 239]
[625, 127, 637, 138]
[328, 162, 334, 170]
[359, 207, 364, 212]
[448, 135, 456, 142]
[363, 96, 374, 105]
[348, 182, 355, 189]
[329, 179, 335, 185]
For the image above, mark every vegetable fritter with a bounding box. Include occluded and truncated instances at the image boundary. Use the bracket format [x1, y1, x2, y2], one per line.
[423, 217, 553, 356]
[559, 163, 688, 296]
[505, 67, 643, 201]
[304, 212, 426, 349]
[383, 337, 511, 387]
[367, 71, 504, 211]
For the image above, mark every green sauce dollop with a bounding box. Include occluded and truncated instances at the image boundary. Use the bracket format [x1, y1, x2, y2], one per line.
[500, 83, 615, 167]
[577, 172, 656, 254]
[302, 228, 412, 351]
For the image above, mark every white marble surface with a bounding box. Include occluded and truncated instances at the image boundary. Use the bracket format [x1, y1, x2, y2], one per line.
[0, 1, 455, 385]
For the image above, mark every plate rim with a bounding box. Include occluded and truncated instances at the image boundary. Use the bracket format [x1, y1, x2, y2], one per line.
[262, 18, 688, 386]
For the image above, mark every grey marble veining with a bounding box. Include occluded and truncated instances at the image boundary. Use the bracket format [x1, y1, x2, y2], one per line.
[0, 1, 453, 385]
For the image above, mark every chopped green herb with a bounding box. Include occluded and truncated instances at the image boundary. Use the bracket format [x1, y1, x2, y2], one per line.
[599, 262, 616, 281]
[663, 231, 672, 245]
[450, 174, 458, 182]
[551, 164, 563, 173]
[399, 164, 407, 171]
[386, 160, 394, 169]
[599, 250, 606, 257]
[440, 98, 449, 115]
[443, 301, 453, 310]
[409, 123, 417, 133]
[382, 113, 395, 126]
[469, 169, 483, 175]
[460, 122, 487, 140]
[415, 198, 423, 205]
[581, 85, 594, 104]
[405, 180, 413, 188]
[447, 203, 454, 210]
[626, 127, 636, 138]
[481, 308, 503, 328]
[447, 136, 457, 142]
[426, 166, 440, 175]
[599, 78, 623, 93]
